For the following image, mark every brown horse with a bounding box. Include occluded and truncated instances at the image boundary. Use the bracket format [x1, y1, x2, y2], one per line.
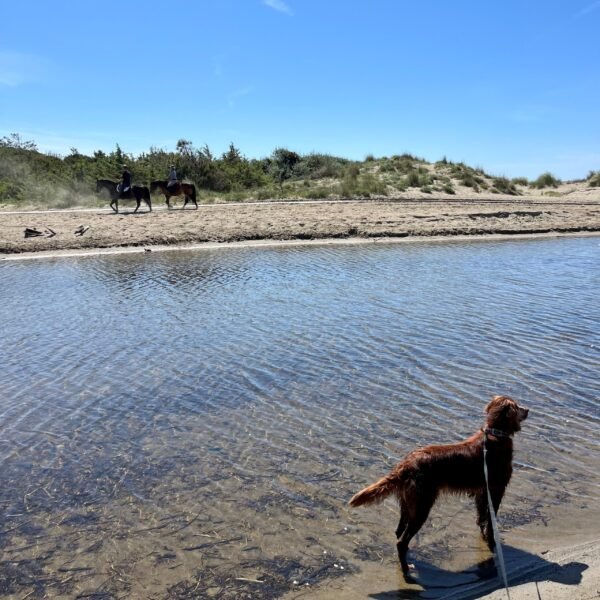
[150, 180, 198, 209]
[95, 179, 152, 213]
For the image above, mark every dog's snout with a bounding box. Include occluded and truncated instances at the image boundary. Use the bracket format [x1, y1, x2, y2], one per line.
[520, 407, 529, 420]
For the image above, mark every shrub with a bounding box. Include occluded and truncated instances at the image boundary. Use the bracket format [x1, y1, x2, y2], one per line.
[340, 174, 387, 198]
[461, 174, 479, 189]
[379, 161, 396, 173]
[256, 187, 277, 201]
[0, 178, 24, 203]
[512, 177, 529, 186]
[492, 177, 519, 195]
[392, 157, 415, 174]
[269, 148, 301, 185]
[406, 170, 421, 187]
[346, 164, 360, 180]
[530, 172, 561, 189]
[307, 186, 331, 199]
[292, 153, 348, 180]
[587, 171, 600, 187]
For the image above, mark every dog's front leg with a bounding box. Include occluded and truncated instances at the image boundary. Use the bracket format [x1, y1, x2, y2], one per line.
[475, 491, 491, 546]
[476, 488, 505, 551]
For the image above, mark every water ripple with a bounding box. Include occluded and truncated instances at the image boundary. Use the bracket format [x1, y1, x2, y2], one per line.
[0, 237, 598, 597]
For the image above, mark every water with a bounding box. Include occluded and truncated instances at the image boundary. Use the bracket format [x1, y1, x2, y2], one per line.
[0, 237, 598, 598]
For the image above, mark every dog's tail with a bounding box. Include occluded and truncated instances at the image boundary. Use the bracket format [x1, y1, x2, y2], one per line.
[349, 473, 400, 508]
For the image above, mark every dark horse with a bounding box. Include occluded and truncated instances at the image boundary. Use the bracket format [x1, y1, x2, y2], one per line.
[150, 180, 198, 209]
[95, 179, 152, 213]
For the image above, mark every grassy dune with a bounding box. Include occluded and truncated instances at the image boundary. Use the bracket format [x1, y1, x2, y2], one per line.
[1, 134, 599, 209]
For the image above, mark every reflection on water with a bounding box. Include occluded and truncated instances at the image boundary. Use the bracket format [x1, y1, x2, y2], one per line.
[0, 237, 598, 598]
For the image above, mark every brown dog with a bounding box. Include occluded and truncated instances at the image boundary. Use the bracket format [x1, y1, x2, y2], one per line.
[349, 395, 529, 574]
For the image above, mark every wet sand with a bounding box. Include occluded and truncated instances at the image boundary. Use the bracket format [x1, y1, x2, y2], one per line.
[1, 196, 600, 255]
[298, 543, 600, 600]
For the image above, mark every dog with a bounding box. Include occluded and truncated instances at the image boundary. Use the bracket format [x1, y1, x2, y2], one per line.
[349, 395, 529, 575]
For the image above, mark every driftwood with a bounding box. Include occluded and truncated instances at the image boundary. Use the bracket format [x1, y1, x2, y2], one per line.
[74, 225, 90, 236]
[24, 228, 43, 238]
[24, 227, 57, 239]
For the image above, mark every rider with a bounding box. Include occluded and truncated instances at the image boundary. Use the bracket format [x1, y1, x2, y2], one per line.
[167, 164, 178, 190]
[118, 165, 132, 197]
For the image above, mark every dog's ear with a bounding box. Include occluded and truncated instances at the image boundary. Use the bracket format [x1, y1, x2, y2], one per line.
[485, 395, 502, 413]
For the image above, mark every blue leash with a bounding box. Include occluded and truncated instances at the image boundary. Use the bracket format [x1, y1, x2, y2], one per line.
[483, 428, 511, 600]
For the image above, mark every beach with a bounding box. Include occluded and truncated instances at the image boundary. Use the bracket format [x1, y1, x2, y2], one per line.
[1, 194, 600, 256]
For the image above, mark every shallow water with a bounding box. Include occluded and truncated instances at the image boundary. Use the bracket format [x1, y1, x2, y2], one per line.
[0, 237, 598, 598]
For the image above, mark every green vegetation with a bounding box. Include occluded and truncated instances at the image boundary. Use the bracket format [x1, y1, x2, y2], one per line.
[511, 177, 529, 186]
[491, 177, 519, 195]
[587, 170, 600, 187]
[0, 133, 358, 206]
[530, 172, 561, 189]
[1, 132, 592, 207]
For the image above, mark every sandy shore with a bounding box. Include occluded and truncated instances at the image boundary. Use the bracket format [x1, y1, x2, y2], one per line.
[476, 540, 600, 600]
[286, 538, 600, 600]
[1, 196, 600, 255]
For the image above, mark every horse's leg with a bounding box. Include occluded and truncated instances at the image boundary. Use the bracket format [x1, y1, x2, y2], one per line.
[183, 195, 188, 209]
[111, 199, 119, 213]
[165, 193, 171, 209]
[134, 198, 140, 213]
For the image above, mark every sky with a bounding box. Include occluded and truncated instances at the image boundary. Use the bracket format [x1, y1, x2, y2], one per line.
[1, 0, 599, 179]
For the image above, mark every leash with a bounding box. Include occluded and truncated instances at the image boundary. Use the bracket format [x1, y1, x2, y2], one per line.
[483, 428, 511, 600]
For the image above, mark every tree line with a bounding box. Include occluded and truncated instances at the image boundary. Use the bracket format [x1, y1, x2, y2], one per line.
[0, 134, 350, 205]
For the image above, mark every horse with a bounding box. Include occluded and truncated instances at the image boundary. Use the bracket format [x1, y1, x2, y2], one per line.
[150, 180, 198, 209]
[95, 179, 152, 213]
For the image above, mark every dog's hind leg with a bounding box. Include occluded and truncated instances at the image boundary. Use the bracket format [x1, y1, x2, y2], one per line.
[395, 511, 408, 541]
[396, 492, 434, 575]
[395, 509, 409, 564]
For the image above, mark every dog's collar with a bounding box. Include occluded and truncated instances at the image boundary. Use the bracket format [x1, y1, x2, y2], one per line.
[482, 427, 511, 439]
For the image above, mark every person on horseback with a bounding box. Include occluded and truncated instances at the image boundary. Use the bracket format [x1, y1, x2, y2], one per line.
[167, 164, 178, 190]
[118, 165, 132, 198]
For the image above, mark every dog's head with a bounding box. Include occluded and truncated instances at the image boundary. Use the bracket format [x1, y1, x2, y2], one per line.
[485, 395, 529, 434]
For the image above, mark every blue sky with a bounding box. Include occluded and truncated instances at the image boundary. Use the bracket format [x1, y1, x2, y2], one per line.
[1, 0, 599, 179]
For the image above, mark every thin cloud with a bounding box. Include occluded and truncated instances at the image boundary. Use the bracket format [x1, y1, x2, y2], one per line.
[508, 104, 559, 124]
[0, 52, 51, 86]
[227, 86, 254, 108]
[573, 0, 600, 18]
[263, 0, 293, 16]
